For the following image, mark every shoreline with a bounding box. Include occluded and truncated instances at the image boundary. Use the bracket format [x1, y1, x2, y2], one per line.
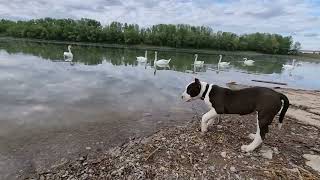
[0, 36, 313, 59]
[24, 86, 320, 179]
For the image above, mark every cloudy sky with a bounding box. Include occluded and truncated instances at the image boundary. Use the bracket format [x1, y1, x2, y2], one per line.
[0, 0, 319, 50]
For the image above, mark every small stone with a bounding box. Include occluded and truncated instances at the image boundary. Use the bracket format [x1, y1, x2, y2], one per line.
[217, 125, 223, 129]
[243, 161, 248, 165]
[82, 173, 88, 179]
[223, 165, 227, 170]
[303, 154, 320, 173]
[209, 166, 215, 171]
[230, 166, 236, 172]
[220, 151, 227, 158]
[260, 146, 273, 160]
[82, 162, 88, 166]
[85, 147, 91, 150]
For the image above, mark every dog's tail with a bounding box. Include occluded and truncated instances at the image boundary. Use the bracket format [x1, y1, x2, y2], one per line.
[278, 93, 290, 129]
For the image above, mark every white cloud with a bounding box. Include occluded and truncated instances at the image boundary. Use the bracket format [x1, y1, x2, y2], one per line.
[0, 0, 319, 50]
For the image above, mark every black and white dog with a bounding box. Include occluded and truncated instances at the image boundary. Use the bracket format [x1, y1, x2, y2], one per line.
[181, 78, 289, 152]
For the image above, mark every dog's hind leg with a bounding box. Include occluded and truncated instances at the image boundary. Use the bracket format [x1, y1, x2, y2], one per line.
[201, 108, 217, 133]
[241, 113, 263, 152]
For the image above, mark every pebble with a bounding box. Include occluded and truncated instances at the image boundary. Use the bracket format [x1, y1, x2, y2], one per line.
[85, 147, 91, 150]
[81, 173, 88, 179]
[209, 166, 215, 171]
[260, 146, 273, 160]
[230, 166, 236, 172]
[220, 151, 227, 158]
[217, 125, 223, 129]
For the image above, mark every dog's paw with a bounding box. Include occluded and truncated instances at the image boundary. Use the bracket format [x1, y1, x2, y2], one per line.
[248, 133, 255, 140]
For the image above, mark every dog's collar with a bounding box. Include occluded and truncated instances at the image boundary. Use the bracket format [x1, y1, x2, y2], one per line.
[201, 84, 209, 100]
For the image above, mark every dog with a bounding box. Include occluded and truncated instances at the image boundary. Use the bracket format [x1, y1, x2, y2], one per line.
[181, 78, 289, 152]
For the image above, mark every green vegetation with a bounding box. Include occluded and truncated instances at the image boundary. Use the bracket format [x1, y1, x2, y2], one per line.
[0, 18, 299, 55]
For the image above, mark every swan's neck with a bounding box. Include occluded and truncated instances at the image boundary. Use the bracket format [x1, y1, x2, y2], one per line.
[154, 53, 157, 61]
[145, 51, 147, 58]
[194, 55, 198, 62]
[68, 46, 72, 53]
[218, 56, 222, 63]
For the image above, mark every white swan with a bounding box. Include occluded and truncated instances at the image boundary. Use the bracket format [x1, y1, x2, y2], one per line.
[218, 54, 230, 67]
[282, 59, 296, 70]
[136, 50, 147, 62]
[243, 58, 255, 66]
[154, 51, 171, 66]
[63, 45, 73, 60]
[194, 54, 204, 66]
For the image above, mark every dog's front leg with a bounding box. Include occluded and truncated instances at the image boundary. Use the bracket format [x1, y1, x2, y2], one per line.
[201, 108, 217, 133]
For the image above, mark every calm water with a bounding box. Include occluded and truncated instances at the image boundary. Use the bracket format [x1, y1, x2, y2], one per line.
[0, 40, 319, 178]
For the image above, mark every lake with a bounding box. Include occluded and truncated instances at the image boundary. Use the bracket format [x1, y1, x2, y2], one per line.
[0, 40, 319, 178]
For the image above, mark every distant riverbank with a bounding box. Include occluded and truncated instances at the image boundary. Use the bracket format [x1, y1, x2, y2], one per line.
[0, 36, 313, 59]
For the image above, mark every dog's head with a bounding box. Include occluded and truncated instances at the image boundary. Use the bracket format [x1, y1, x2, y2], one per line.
[181, 78, 202, 102]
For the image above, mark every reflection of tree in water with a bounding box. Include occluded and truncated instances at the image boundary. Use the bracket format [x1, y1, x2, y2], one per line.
[0, 41, 297, 75]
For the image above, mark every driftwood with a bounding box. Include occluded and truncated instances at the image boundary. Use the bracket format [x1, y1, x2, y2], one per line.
[251, 80, 287, 86]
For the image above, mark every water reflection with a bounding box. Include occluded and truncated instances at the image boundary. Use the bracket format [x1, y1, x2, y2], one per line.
[0, 40, 320, 89]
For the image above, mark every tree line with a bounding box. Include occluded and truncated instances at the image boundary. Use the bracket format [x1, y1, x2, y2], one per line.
[0, 18, 299, 54]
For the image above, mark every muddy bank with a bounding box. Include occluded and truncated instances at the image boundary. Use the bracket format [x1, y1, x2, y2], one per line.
[26, 87, 320, 179]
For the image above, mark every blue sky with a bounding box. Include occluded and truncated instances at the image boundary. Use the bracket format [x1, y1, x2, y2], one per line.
[0, 0, 319, 50]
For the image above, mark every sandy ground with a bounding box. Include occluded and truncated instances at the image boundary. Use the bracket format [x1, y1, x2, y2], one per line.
[23, 85, 320, 179]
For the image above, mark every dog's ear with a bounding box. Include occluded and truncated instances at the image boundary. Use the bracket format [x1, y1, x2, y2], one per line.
[195, 78, 200, 84]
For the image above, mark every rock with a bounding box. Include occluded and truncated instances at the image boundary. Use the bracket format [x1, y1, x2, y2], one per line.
[220, 151, 227, 158]
[209, 166, 215, 171]
[260, 146, 273, 160]
[62, 171, 69, 178]
[273, 147, 279, 155]
[39, 175, 45, 180]
[303, 154, 320, 173]
[230, 166, 236, 172]
[217, 125, 223, 129]
[81, 173, 88, 180]
[85, 147, 91, 150]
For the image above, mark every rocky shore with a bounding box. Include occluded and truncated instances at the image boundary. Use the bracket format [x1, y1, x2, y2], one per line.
[26, 86, 320, 180]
